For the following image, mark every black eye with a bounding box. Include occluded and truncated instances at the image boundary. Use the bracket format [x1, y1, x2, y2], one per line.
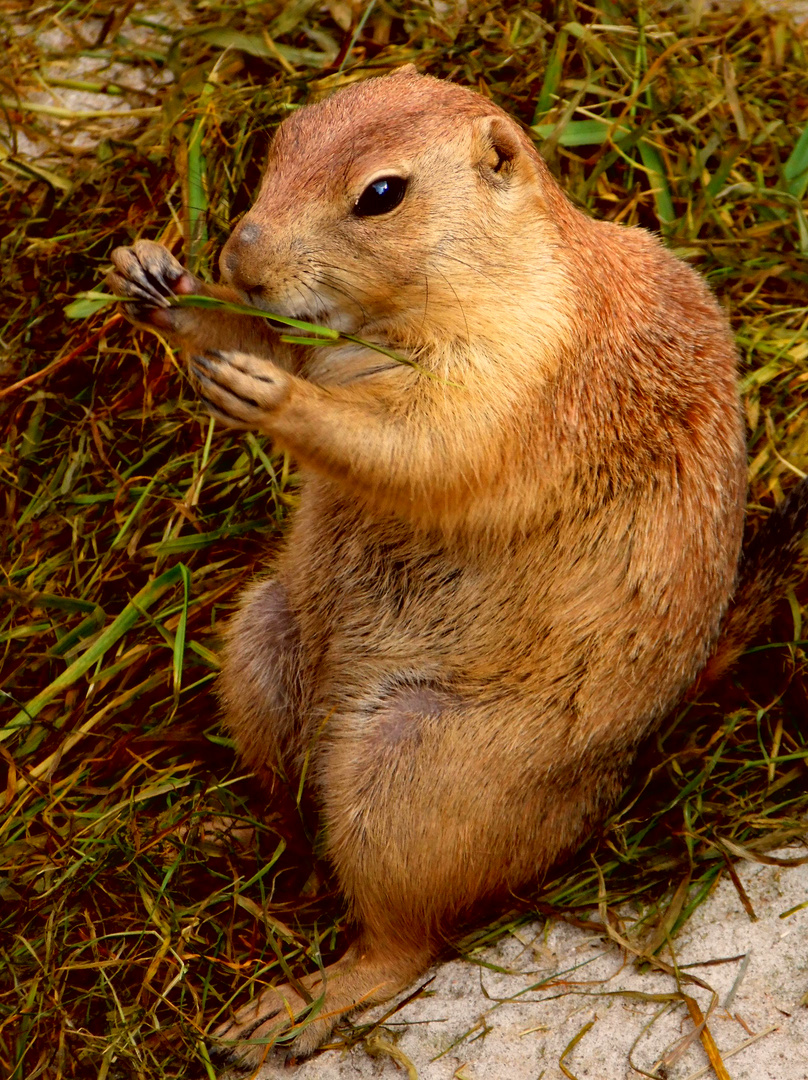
[354, 176, 408, 217]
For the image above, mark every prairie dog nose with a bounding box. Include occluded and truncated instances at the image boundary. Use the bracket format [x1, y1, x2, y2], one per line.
[220, 218, 264, 291]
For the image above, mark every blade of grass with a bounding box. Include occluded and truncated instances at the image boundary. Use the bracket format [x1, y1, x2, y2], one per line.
[533, 29, 569, 121]
[638, 139, 675, 227]
[784, 123, 808, 200]
[172, 563, 191, 693]
[2, 564, 188, 739]
[532, 118, 633, 146]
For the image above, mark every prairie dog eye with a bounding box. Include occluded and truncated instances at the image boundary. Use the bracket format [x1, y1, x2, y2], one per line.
[354, 176, 408, 217]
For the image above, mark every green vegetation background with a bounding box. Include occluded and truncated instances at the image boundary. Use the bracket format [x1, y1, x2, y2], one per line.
[1, 2, 808, 1078]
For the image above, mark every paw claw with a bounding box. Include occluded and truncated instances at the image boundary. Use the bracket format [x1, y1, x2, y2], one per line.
[189, 349, 289, 429]
[107, 241, 193, 326]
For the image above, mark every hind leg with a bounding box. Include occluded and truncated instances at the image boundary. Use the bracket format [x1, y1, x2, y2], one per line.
[217, 578, 305, 784]
[212, 683, 615, 1069]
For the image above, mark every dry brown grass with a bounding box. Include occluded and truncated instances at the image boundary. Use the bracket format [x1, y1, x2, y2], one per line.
[1, 2, 807, 1077]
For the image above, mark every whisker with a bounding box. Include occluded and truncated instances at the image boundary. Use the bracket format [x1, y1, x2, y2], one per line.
[313, 274, 370, 322]
[434, 267, 470, 348]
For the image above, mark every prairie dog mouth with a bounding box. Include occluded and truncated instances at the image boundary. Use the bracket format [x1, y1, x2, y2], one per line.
[230, 283, 367, 338]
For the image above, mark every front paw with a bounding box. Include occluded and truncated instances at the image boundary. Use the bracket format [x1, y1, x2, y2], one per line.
[190, 349, 290, 431]
[107, 239, 196, 329]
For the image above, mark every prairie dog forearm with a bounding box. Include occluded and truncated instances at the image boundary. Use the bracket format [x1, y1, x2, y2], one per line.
[190, 344, 538, 517]
[267, 377, 506, 508]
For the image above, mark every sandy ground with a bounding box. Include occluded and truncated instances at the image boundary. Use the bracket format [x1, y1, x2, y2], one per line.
[230, 849, 808, 1080]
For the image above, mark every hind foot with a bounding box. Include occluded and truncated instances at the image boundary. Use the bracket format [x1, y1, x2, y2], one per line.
[210, 941, 430, 1070]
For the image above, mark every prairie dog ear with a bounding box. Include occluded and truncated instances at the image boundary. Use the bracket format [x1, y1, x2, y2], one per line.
[387, 63, 419, 79]
[474, 115, 523, 177]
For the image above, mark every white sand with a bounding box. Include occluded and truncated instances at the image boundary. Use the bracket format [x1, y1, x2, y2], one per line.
[238, 850, 808, 1080]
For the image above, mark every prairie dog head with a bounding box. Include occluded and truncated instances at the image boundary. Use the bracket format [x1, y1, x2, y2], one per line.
[220, 67, 575, 352]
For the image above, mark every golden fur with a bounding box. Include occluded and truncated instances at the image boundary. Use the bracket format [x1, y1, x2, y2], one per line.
[108, 65, 748, 1069]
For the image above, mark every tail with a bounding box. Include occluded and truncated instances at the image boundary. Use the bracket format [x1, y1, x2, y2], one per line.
[689, 476, 808, 697]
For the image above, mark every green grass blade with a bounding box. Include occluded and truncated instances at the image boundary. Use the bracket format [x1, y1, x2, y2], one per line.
[532, 119, 632, 147]
[64, 291, 116, 318]
[2, 565, 186, 739]
[172, 564, 191, 692]
[784, 124, 808, 200]
[173, 295, 341, 338]
[533, 30, 568, 121]
[187, 95, 212, 263]
[638, 139, 675, 227]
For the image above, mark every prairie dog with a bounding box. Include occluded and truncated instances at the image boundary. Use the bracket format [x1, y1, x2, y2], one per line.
[108, 65, 750, 1069]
